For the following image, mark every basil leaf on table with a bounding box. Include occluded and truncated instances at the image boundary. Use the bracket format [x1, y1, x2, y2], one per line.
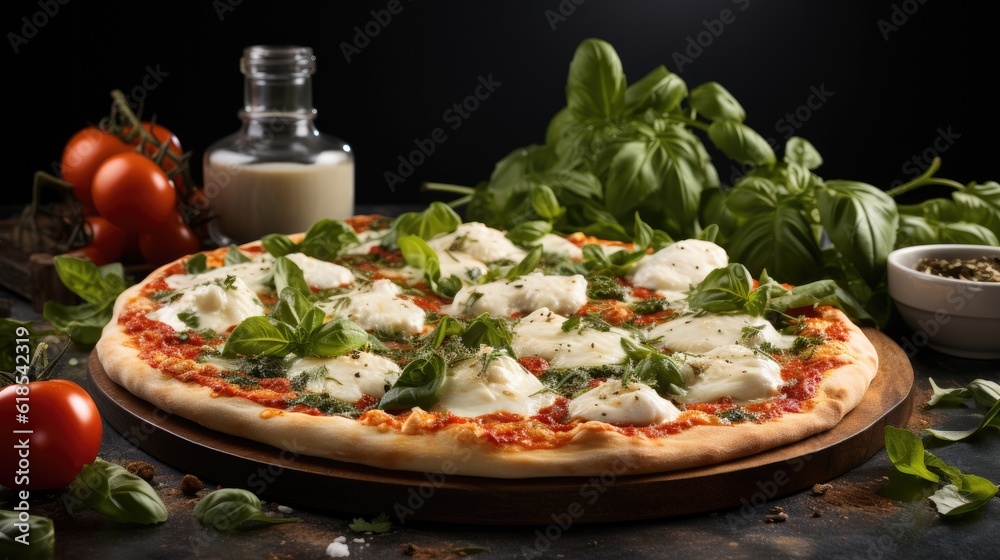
[926, 378, 1000, 409]
[0, 510, 54, 560]
[194, 488, 299, 531]
[64, 458, 167, 524]
[883, 426, 999, 516]
[924, 399, 1000, 442]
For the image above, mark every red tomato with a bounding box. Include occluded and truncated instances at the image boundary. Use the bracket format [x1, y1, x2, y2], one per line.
[91, 152, 177, 233]
[0, 380, 103, 490]
[124, 122, 185, 189]
[60, 126, 132, 210]
[138, 211, 202, 266]
[62, 244, 109, 265]
[82, 215, 129, 263]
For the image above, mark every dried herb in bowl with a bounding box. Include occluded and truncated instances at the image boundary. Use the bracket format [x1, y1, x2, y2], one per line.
[915, 256, 1000, 282]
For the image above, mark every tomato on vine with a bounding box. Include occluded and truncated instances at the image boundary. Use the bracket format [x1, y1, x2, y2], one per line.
[60, 126, 132, 211]
[0, 379, 103, 490]
[91, 152, 177, 233]
[138, 211, 202, 266]
[124, 122, 185, 189]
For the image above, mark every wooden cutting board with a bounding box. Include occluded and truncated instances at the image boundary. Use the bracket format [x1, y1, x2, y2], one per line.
[87, 327, 913, 525]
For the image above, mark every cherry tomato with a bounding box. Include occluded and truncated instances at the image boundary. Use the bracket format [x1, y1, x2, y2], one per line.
[81, 215, 129, 264]
[0, 380, 103, 490]
[62, 244, 109, 265]
[138, 211, 202, 266]
[91, 152, 177, 233]
[124, 122, 185, 190]
[60, 126, 132, 210]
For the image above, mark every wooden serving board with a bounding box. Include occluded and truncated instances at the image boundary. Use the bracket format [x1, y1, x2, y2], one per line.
[87, 327, 913, 525]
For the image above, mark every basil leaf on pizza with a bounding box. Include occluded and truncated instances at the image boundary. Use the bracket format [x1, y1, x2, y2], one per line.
[95, 213, 880, 478]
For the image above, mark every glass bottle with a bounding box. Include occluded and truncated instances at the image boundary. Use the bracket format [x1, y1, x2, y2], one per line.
[203, 45, 354, 245]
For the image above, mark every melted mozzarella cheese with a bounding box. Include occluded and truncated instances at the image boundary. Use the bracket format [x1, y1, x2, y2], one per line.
[164, 253, 275, 294]
[283, 252, 355, 289]
[648, 313, 793, 354]
[340, 229, 386, 256]
[628, 239, 728, 300]
[568, 379, 681, 425]
[535, 234, 583, 259]
[319, 279, 426, 335]
[512, 308, 630, 368]
[676, 345, 783, 404]
[433, 249, 489, 285]
[147, 276, 264, 333]
[427, 222, 527, 263]
[287, 352, 400, 403]
[432, 348, 555, 417]
[444, 272, 588, 318]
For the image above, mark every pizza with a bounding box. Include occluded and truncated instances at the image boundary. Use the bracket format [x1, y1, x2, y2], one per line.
[94, 210, 879, 479]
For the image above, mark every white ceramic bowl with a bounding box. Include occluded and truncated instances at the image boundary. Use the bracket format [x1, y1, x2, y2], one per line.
[887, 244, 1000, 359]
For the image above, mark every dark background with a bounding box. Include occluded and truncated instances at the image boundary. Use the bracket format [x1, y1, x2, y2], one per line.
[5, 0, 996, 209]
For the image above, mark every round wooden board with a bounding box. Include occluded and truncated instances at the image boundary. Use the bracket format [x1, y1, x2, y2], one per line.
[87, 327, 912, 525]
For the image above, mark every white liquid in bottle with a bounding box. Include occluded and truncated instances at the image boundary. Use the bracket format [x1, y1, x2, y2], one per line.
[206, 149, 354, 243]
[203, 45, 355, 245]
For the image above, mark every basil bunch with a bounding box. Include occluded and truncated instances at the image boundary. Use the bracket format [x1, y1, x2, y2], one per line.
[429, 38, 1000, 327]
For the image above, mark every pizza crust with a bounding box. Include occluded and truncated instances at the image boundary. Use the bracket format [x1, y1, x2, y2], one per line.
[97, 261, 879, 479]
